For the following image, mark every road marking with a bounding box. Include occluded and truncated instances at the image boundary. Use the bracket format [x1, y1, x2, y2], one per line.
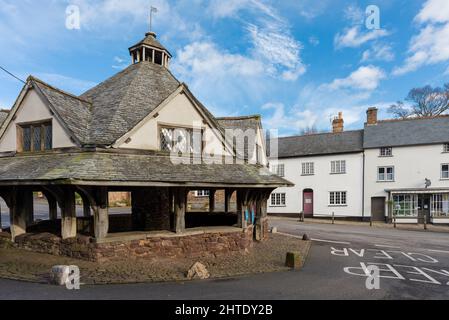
[375, 244, 401, 249]
[311, 238, 351, 245]
[427, 249, 449, 255]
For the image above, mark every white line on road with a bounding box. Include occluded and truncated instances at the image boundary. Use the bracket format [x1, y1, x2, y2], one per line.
[311, 238, 351, 245]
[427, 249, 449, 254]
[374, 244, 401, 249]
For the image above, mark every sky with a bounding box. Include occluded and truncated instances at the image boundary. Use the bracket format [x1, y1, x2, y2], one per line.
[0, 0, 449, 136]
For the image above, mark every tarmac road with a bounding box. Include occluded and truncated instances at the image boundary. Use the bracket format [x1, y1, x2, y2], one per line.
[1, 219, 448, 300]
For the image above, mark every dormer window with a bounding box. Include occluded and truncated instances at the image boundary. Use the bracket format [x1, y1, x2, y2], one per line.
[18, 121, 52, 152]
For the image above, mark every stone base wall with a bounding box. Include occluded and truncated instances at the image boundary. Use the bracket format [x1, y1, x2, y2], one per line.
[6, 227, 255, 263]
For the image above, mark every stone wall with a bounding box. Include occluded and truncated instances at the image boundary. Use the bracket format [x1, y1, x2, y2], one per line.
[6, 227, 255, 263]
[132, 188, 171, 231]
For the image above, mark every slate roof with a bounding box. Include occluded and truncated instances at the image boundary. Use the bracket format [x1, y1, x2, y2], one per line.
[0, 151, 292, 187]
[0, 110, 9, 127]
[129, 32, 171, 56]
[217, 116, 262, 133]
[31, 78, 92, 144]
[80, 62, 180, 145]
[274, 130, 364, 158]
[364, 116, 449, 149]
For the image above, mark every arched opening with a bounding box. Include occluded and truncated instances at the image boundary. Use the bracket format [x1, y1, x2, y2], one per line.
[0, 196, 10, 233]
[303, 189, 314, 217]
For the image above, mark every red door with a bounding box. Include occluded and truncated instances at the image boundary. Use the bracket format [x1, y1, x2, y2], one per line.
[303, 191, 314, 217]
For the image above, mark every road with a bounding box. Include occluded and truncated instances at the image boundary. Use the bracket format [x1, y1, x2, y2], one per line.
[0, 219, 448, 300]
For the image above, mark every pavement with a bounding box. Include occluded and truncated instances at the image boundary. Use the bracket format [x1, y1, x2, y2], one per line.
[0, 218, 448, 300]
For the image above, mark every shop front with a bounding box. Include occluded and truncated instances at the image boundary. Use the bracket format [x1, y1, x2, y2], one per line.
[387, 189, 449, 224]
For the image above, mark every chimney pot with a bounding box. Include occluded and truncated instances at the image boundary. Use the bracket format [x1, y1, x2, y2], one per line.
[367, 107, 378, 125]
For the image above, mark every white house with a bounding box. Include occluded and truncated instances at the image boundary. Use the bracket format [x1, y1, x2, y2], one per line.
[268, 108, 449, 224]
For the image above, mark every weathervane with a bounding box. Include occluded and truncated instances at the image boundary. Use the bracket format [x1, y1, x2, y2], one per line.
[149, 6, 158, 32]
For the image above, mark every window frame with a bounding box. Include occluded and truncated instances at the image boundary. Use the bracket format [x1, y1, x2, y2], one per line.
[331, 160, 347, 174]
[271, 164, 285, 177]
[329, 191, 347, 206]
[17, 120, 52, 153]
[444, 144, 449, 153]
[270, 193, 286, 207]
[158, 124, 204, 155]
[195, 190, 210, 197]
[379, 147, 393, 157]
[441, 164, 449, 180]
[377, 166, 395, 182]
[302, 162, 315, 176]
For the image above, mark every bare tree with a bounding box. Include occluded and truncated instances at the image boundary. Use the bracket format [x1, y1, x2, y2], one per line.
[300, 125, 319, 136]
[389, 83, 449, 118]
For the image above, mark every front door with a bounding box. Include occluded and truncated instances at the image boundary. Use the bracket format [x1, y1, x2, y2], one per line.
[371, 197, 386, 222]
[303, 191, 314, 217]
[418, 195, 431, 224]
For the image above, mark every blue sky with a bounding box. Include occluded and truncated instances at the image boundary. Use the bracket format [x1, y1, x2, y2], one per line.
[1, 0, 448, 136]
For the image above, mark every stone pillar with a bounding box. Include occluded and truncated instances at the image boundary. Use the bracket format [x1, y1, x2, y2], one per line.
[209, 190, 216, 213]
[174, 188, 186, 234]
[94, 187, 109, 240]
[61, 189, 77, 240]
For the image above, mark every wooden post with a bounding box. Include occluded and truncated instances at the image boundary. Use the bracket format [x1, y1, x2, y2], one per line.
[209, 190, 216, 213]
[79, 192, 91, 218]
[48, 195, 58, 220]
[61, 189, 77, 240]
[94, 187, 109, 240]
[174, 188, 186, 234]
[224, 189, 232, 213]
[11, 188, 33, 240]
[237, 190, 247, 229]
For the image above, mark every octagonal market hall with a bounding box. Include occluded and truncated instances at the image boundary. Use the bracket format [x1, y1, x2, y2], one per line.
[0, 31, 291, 262]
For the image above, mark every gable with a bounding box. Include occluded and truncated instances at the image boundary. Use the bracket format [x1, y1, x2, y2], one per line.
[115, 91, 233, 157]
[0, 88, 75, 152]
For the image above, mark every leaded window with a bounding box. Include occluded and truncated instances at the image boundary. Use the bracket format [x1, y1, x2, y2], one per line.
[19, 121, 52, 152]
[160, 127, 197, 154]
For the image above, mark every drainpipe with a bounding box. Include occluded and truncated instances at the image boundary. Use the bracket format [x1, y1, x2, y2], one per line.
[362, 152, 365, 221]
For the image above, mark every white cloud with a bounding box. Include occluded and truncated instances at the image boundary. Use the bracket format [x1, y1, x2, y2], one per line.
[415, 0, 449, 24]
[361, 43, 395, 62]
[394, 0, 449, 76]
[261, 102, 319, 134]
[393, 23, 449, 75]
[334, 26, 390, 49]
[327, 65, 386, 91]
[247, 23, 305, 81]
[344, 5, 364, 25]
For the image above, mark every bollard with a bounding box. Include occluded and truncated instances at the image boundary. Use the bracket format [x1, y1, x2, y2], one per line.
[332, 212, 335, 225]
[393, 216, 397, 229]
[424, 215, 427, 230]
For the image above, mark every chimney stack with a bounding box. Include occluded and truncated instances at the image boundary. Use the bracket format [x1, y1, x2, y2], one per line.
[367, 107, 378, 125]
[332, 112, 344, 133]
